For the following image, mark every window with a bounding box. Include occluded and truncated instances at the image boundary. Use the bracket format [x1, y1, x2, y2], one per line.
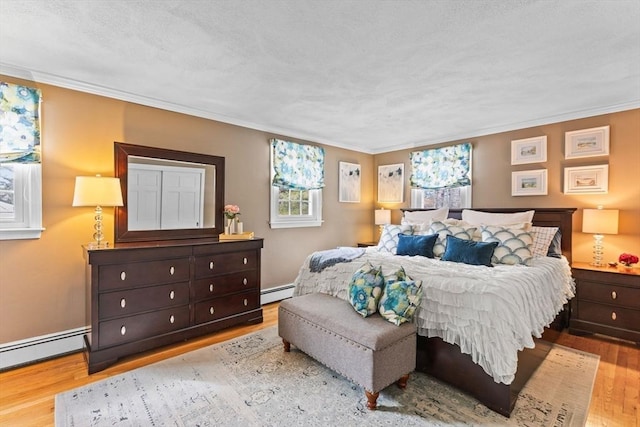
[409, 143, 472, 209]
[0, 82, 44, 240]
[269, 139, 324, 229]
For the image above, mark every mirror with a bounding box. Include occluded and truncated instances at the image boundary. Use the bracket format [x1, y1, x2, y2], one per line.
[114, 142, 225, 243]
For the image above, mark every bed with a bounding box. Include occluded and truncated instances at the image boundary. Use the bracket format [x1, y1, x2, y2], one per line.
[292, 207, 576, 417]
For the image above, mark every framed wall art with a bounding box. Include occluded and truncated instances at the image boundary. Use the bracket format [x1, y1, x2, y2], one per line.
[565, 125, 610, 159]
[511, 169, 548, 196]
[377, 163, 404, 203]
[511, 136, 547, 165]
[338, 161, 361, 203]
[564, 164, 609, 194]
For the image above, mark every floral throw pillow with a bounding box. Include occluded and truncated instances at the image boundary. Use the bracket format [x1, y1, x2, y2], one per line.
[378, 267, 423, 326]
[348, 262, 384, 317]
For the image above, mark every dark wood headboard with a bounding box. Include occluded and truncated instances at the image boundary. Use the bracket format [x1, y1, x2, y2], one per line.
[402, 208, 577, 263]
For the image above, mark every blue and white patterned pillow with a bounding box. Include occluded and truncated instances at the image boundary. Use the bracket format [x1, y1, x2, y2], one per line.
[481, 225, 534, 265]
[427, 221, 477, 257]
[376, 224, 412, 254]
[348, 262, 384, 317]
[378, 267, 423, 326]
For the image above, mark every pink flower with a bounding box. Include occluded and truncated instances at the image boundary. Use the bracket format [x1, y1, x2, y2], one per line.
[618, 253, 639, 266]
[224, 204, 240, 219]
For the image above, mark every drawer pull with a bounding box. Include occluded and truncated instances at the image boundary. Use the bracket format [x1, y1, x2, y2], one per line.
[243, 257, 248, 265]
[169, 290, 175, 300]
[243, 298, 248, 306]
[243, 278, 248, 285]
[611, 312, 617, 321]
[209, 261, 214, 270]
[209, 284, 214, 292]
[170, 266, 175, 275]
[209, 307, 215, 315]
[120, 271, 126, 281]
[611, 291, 617, 300]
[120, 326, 126, 336]
[169, 315, 175, 324]
[120, 298, 126, 308]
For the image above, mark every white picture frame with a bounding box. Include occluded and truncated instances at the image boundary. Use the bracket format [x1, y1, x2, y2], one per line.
[338, 161, 361, 203]
[565, 125, 610, 159]
[377, 163, 404, 203]
[511, 136, 547, 165]
[511, 169, 548, 196]
[564, 164, 609, 194]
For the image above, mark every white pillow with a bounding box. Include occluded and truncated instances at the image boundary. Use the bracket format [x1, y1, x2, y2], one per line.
[481, 225, 534, 265]
[462, 209, 535, 226]
[531, 226, 559, 258]
[376, 224, 412, 254]
[427, 221, 477, 257]
[401, 207, 449, 231]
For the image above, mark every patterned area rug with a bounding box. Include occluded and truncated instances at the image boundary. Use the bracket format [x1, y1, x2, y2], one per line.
[55, 326, 598, 426]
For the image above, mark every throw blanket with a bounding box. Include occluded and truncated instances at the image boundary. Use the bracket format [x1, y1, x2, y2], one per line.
[309, 247, 366, 273]
[294, 248, 574, 385]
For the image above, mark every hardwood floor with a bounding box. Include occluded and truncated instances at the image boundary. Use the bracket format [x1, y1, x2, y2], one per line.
[0, 302, 637, 426]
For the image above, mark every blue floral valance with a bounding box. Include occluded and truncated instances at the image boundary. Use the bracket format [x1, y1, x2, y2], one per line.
[271, 138, 325, 190]
[410, 142, 472, 189]
[0, 82, 42, 163]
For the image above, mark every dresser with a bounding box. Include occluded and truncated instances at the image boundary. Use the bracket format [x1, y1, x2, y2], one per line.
[84, 238, 263, 373]
[570, 262, 640, 344]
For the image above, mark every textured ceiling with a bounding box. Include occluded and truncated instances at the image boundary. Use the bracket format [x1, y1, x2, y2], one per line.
[1, 0, 639, 154]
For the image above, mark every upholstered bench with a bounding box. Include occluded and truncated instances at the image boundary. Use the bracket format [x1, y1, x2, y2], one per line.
[278, 292, 417, 409]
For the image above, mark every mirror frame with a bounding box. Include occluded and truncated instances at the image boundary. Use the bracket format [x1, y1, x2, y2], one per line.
[114, 142, 225, 243]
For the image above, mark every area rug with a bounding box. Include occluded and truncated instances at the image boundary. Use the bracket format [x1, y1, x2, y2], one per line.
[55, 326, 599, 426]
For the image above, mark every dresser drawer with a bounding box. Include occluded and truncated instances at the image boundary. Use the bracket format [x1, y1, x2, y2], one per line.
[194, 251, 257, 278]
[99, 282, 190, 319]
[98, 258, 190, 291]
[577, 301, 640, 332]
[578, 280, 640, 310]
[193, 270, 258, 301]
[98, 305, 190, 348]
[194, 291, 260, 324]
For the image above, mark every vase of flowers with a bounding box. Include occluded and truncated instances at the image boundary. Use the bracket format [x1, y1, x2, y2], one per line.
[224, 204, 241, 234]
[618, 253, 638, 271]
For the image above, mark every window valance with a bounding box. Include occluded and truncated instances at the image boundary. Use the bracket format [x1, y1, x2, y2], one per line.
[271, 138, 325, 190]
[0, 82, 42, 163]
[410, 142, 472, 189]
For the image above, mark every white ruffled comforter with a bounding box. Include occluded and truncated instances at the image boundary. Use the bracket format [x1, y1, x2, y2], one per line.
[292, 248, 575, 385]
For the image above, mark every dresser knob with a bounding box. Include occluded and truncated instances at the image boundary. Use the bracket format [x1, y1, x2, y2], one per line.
[120, 326, 126, 335]
[120, 298, 126, 308]
[611, 312, 617, 321]
[243, 257, 248, 265]
[120, 271, 126, 281]
[169, 266, 175, 275]
[169, 290, 175, 300]
[209, 284, 214, 292]
[209, 261, 214, 270]
[243, 278, 248, 285]
[243, 298, 248, 306]
[169, 315, 175, 324]
[611, 291, 617, 300]
[209, 307, 215, 315]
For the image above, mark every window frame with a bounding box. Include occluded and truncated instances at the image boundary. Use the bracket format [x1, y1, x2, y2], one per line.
[410, 185, 472, 209]
[0, 163, 44, 240]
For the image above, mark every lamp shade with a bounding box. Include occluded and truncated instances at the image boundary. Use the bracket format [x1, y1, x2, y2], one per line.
[582, 208, 619, 235]
[374, 208, 391, 225]
[72, 176, 124, 207]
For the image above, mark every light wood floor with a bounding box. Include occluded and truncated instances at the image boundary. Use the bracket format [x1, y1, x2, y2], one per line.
[0, 302, 637, 426]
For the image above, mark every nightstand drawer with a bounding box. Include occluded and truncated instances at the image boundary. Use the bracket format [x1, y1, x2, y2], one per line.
[578, 281, 640, 310]
[577, 301, 640, 332]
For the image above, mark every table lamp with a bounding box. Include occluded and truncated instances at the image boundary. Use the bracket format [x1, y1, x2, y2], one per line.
[582, 206, 618, 266]
[73, 175, 124, 248]
[374, 208, 391, 235]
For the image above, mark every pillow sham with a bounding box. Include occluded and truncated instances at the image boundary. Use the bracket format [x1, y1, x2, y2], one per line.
[547, 229, 563, 258]
[348, 262, 384, 317]
[481, 225, 534, 265]
[396, 233, 438, 258]
[461, 209, 535, 226]
[531, 226, 560, 258]
[401, 207, 449, 231]
[378, 267, 423, 326]
[376, 224, 412, 254]
[427, 221, 477, 257]
[441, 235, 498, 267]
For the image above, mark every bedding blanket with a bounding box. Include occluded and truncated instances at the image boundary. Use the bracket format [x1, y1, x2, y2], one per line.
[293, 247, 575, 385]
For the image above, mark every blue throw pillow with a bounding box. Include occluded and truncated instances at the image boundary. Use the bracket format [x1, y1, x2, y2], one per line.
[396, 233, 438, 258]
[547, 229, 563, 258]
[348, 262, 385, 317]
[441, 235, 498, 267]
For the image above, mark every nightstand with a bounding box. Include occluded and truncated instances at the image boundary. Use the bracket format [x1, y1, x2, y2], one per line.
[357, 241, 378, 247]
[570, 262, 640, 344]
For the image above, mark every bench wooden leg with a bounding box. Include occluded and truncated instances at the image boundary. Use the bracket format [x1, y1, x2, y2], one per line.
[396, 373, 410, 389]
[365, 390, 379, 410]
[282, 339, 291, 352]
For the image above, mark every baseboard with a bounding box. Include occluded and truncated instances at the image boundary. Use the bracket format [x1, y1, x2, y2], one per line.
[0, 285, 295, 371]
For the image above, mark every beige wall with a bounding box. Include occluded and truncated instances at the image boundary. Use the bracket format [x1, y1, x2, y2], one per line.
[375, 109, 640, 264]
[1, 74, 638, 345]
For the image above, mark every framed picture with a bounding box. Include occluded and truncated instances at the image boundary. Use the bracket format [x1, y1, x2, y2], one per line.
[511, 169, 548, 196]
[511, 136, 547, 165]
[565, 125, 610, 159]
[564, 164, 609, 194]
[338, 161, 361, 203]
[377, 163, 404, 203]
